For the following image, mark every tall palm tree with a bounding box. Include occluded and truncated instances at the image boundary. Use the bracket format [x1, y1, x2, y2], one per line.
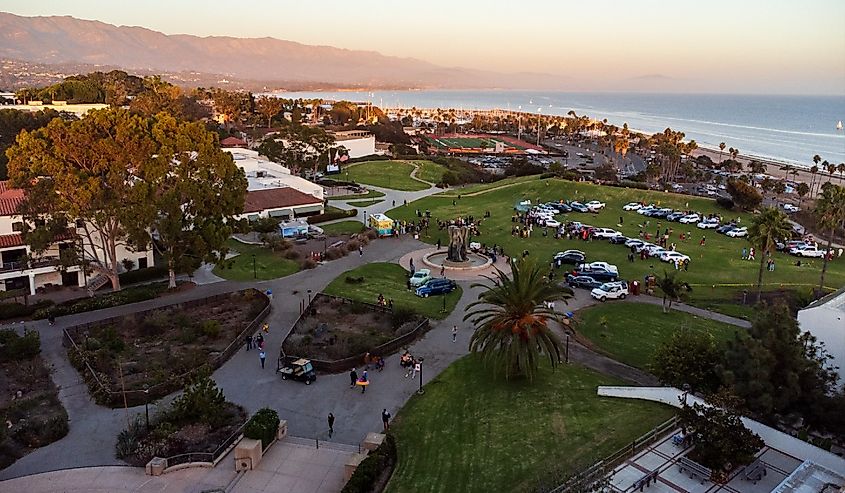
[655, 271, 691, 313]
[811, 155, 822, 196]
[822, 160, 832, 186]
[464, 259, 572, 381]
[719, 142, 726, 163]
[814, 184, 845, 295]
[748, 207, 793, 299]
[838, 163, 845, 184]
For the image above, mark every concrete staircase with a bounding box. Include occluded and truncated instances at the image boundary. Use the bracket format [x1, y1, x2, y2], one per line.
[86, 273, 109, 296]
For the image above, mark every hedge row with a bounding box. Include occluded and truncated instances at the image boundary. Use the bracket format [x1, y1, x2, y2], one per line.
[342, 434, 397, 493]
[33, 283, 168, 319]
[0, 300, 54, 321]
[243, 408, 280, 450]
[118, 266, 169, 285]
[307, 208, 358, 225]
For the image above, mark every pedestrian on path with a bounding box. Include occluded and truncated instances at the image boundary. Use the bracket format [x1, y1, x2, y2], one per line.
[328, 413, 335, 437]
[245, 334, 253, 351]
[437, 238, 441, 250]
[259, 350, 266, 369]
[350, 368, 358, 387]
[382, 409, 391, 430]
[412, 361, 421, 379]
[452, 325, 458, 343]
[360, 370, 368, 394]
[359, 245, 364, 256]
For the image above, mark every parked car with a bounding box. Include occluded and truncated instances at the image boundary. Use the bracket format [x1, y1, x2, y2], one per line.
[609, 234, 629, 244]
[571, 267, 617, 281]
[591, 281, 629, 301]
[623, 202, 642, 211]
[569, 202, 590, 213]
[643, 244, 666, 257]
[651, 208, 674, 218]
[544, 219, 561, 228]
[660, 251, 691, 264]
[637, 207, 657, 215]
[591, 228, 620, 239]
[566, 275, 602, 289]
[585, 200, 606, 211]
[783, 204, 800, 213]
[726, 227, 748, 238]
[409, 269, 433, 287]
[679, 214, 701, 224]
[667, 212, 686, 221]
[415, 278, 457, 297]
[554, 250, 586, 265]
[625, 238, 645, 248]
[716, 224, 737, 234]
[789, 245, 826, 258]
[782, 240, 808, 251]
[578, 261, 619, 274]
[278, 359, 317, 385]
[697, 219, 720, 229]
[555, 203, 572, 213]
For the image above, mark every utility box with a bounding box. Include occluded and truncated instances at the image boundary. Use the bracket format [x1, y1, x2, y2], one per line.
[146, 457, 166, 476]
[234, 437, 262, 470]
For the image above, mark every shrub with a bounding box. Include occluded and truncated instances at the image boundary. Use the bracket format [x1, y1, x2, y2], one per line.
[170, 372, 227, 427]
[307, 208, 358, 224]
[0, 300, 53, 320]
[324, 247, 345, 260]
[251, 216, 280, 234]
[116, 417, 144, 459]
[284, 249, 301, 260]
[199, 320, 221, 338]
[243, 408, 280, 450]
[0, 329, 41, 361]
[391, 307, 416, 328]
[346, 240, 361, 252]
[119, 266, 168, 285]
[34, 283, 167, 319]
[342, 434, 397, 493]
[716, 196, 735, 210]
[303, 258, 317, 269]
[345, 275, 365, 284]
[365, 230, 378, 240]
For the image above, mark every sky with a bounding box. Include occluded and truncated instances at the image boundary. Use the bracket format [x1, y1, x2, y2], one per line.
[2, 0, 844, 94]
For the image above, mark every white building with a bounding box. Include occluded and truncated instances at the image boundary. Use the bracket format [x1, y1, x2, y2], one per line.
[797, 286, 845, 388]
[224, 148, 324, 221]
[0, 181, 153, 295]
[2, 102, 109, 117]
[328, 130, 376, 158]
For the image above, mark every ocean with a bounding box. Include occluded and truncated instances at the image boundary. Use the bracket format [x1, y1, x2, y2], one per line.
[276, 90, 845, 168]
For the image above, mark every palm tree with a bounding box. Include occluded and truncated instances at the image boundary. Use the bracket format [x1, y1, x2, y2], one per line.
[797, 182, 810, 207]
[748, 207, 793, 299]
[719, 142, 726, 163]
[838, 163, 845, 184]
[814, 184, 845, 295]
[655, 271, 691, 313]
[464, 259, 572, 380]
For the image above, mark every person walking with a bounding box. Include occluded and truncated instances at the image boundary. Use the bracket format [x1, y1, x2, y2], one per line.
[259, 350, 266, 369]
[360, 369, 368, 394]
[245, 334, 253, 351]
[452, 325, 458, 343]
[350, 368, 358, 387]
[437, 238, 441, 250]
[382, 409, 391, 431]
[327, 413, 335, 438]
[359, 245, 364, 256]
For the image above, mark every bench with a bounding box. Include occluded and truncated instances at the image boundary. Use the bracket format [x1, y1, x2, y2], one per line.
[677, 456, 711, 484]
[743, 459, 767, 483]
[329, 240, 345, 249]
[632, 470, 659, 492]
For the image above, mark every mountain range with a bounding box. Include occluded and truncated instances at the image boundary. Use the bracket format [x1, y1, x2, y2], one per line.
[0, 12, 566, 91]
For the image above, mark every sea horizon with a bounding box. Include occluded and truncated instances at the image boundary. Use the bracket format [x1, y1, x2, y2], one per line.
[274, 90, 845, 168]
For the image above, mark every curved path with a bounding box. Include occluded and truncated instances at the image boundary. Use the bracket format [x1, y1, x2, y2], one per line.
[0, 237, 753, 482]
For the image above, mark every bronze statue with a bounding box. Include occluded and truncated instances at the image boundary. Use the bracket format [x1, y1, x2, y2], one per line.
[447, 225, 469, 263]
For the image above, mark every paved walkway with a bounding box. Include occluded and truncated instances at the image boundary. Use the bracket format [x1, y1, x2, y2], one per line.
[621, 295, 752, 328]
[324, 181, 440, 226]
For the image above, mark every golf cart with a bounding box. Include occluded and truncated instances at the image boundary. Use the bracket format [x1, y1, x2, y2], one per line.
[278, 358, 317, 385]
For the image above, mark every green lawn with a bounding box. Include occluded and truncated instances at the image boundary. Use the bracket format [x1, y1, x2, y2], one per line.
[344, 160, 430, 191]
[387, 177, 845, 305]
[346, 199, 384, 207]
[414, 160, 449, 184]
[319, 220, 365, 235]
[387, 356, 674, 493]
[328, 189, 386, 200]
[323, 262, 461, 319]
[576, 302, 741, 369]
[212, 240, 299, 281]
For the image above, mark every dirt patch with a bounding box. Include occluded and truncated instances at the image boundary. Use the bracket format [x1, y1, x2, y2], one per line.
[283, 295, 423, 361]
[67, 290, 267, 401]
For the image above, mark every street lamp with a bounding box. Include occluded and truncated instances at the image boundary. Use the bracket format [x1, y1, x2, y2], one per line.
[417, 358, 425, 395]
[143, 384, 150, 432]
[307, 289, 312, 305]
[252, 254, 256, 279]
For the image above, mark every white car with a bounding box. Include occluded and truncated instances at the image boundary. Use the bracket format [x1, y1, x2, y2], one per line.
[544, 219, 561, 228]
[637, 207, 656, 215]
[643, 244, 666, 257]
[790, 245, 826, 258]
[783, 204, 800, 213]
[591, 228, 619, 239]
[578, 261, 619, 274]
[726, 227, 748, 238]
[633, 242, 656, 253]
[660, 251, 691, 263]
[697, 219, 720, 229]
[585, 200, 606, 211]
[622, 202, 642, 211]
[679, 214, 701, 224]
[625, 238, 645, 248]
[409, 269, 432, 287]
[591, 282, 629, 302]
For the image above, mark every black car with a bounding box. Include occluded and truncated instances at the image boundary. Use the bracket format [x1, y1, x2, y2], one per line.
[554, 250, 586, 265]
[571, 269, 618, 282]
[565, 275, 602, 289]
[554, 203, 572, 213]
[608, 235, 629, 244]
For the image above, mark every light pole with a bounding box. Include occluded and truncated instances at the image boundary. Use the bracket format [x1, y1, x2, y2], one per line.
[143, 384, 150, 432]
[307, 289, 312, 305]
[252, 254, 256, 279]
[417, 358, 425, 395]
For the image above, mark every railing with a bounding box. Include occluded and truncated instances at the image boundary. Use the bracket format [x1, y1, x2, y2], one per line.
[0, 256, 62, 273]
[158, 419, 249, 471]
[63, 289, 271, 408]
[545, 416, 680, 493]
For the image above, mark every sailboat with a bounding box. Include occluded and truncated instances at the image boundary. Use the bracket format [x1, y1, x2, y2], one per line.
[837, 120, 843, 131]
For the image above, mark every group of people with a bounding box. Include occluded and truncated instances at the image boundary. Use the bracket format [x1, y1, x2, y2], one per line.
[245, 323, 271, 368]
[400, 350, 422, 379]
[376, 293, 394, 308]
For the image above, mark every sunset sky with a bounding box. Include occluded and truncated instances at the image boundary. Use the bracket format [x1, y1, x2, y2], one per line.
[3, 0, 844, 94]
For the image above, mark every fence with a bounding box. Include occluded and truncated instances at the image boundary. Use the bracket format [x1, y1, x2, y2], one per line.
[280, 293, 429, 373]
[63, 289, 271, 408]
[545, 416, 680, 493]
[159, 418, 249, 471]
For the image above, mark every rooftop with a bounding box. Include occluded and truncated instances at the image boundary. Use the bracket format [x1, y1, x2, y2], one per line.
[0, 181, 24, 216]
[801, 285, 845, 312]
[242, 188, 322, 214]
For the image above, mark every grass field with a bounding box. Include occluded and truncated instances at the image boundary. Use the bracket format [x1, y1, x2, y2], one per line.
[387, 356, 674, 493]
[414, 160, 449, 184]
[346, 199, 384, 207]
[323, 262, 461, 319]
[328, 189, 385, 201]
[344, 161, 430, 191]
[387, 177, 845, 307]
[576, 302, 741, 369]
[213, 239, 299, 281]
[319, 220, 365, 235]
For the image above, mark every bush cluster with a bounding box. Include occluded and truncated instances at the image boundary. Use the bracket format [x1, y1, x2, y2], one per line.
[342, 434, 397, 493]
[118, 266, 168, 285]
[0, 329, 41, 361]
[34, 283, 167, 319]
[0, 299, 54, 321]
[243, 408, 280, 450]
[307, 208, 358, 224]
